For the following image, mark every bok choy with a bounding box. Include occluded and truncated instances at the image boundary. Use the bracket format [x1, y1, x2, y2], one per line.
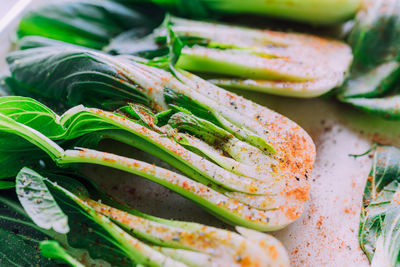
[143, 0, 361, 25]
[3, 38, 316, 231]
[106, 16, 353, 97]
[339, 0, 400, 119]
[359, 146, 400, 266]
[2, 167, 290, 266]
[15, 0, 354, 98]
[0, 94, 313, 231]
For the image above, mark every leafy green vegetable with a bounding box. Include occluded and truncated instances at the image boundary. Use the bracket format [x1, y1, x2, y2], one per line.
[339, 0, 400, 119]
[359, 146, 400, 265]
[9, 168, 133, 266]
[14, 167, 290, 266]
[16, 167, 69, 234]
[106, 16, 353, 97]
[145, 0, 361, 25]
[0, 181, 14, 189]
[6, 45, 284, 155]
[6, 43, 315, 230]
[348, 0, 400, 70]
[340, 62, 400, 99]
[0, 93, 314, 231]
[39, 241, 84, 267]
[17, 0, 161, 50]
[7, 46, 151, 110]
[0, 228, 54, 266]
[342, 95, 400, 120]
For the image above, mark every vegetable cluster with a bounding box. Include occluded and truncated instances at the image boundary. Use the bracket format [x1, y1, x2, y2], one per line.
[0, 167, 289, 266]
[339, 0, 400, 119]
[16, 1, 355, 98]
[6, 0, 390, 265]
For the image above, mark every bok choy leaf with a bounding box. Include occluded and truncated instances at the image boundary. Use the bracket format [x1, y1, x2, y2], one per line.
[17, 0, 161, 50]
[10, 167, 290, 266]
[0, 174, 130, 266]
[359, 146, 400, 266]
[339, 0, 400, 119]
[0, 228, 55, 266]
[39, 241, 84, 267]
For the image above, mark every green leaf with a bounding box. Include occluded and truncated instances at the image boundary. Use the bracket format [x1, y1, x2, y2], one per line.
[359, 146, 400, 263]
[7, 46, 150, 110]
[15, 169, 132, 266]
[16, 167, 69, 234]
[0, 76, 13, 97]
[0, 228, 54, 267]
[370, 187, 400, 266]
[17, 0, 154, 50]
[149, 0, 359, 24]
[0, 181, 15, 189]
[18, 35, 89, 50]
[0, 96, 64, 138]
[340, 62, 400, 99]
[340, 0, 400, 120]
[0, 98, 63, 176]
[168, 111, 232, 145]
[165, 15, 184, 67]
[348, 0, 400, 70]
[343, 95, 400, 120]
[40, 241, 84, 267]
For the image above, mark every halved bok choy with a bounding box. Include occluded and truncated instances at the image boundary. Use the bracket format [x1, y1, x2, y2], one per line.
[0, 95, 309, 231]
[1, 167, 289, 266]
[106, 16, 353, 97]
[5, 45, 315, 230]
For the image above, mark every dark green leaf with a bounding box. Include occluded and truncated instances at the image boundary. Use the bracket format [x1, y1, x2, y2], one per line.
[18, 0, 154, 50]
[7, 47, 150, 110]
[348, 0, 400, 70]
[359, 146, 400, 262]
[0, 181, 14, 189]
[14, 169, 132, 266]
[0, 77, 13, 97]
[0, 228, 54, 267]
[340, 0, 400, 119]
[105, 29, 167, 58]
